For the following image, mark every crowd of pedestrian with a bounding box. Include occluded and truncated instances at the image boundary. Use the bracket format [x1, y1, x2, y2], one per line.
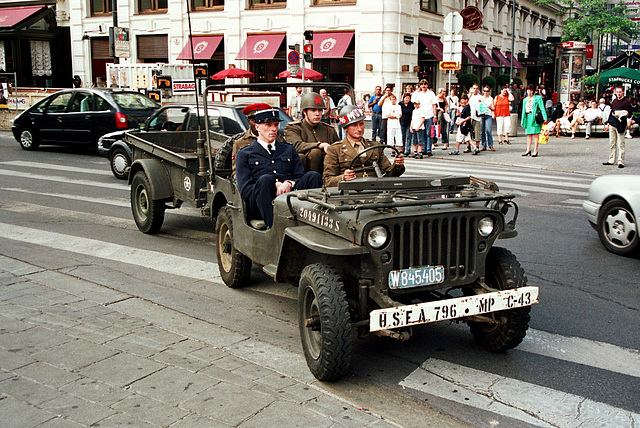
[286, 80, 635, 168]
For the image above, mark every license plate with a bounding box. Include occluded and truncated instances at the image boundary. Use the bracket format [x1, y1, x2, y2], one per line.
[369, 286, 539, 332]
[388, 265, 445, 289]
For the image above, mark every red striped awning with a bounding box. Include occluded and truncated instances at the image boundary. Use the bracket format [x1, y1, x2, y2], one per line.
[419, 36, 443, 61]
[311, 32, 354, 58]
[462, 44, 483, 66]
[0, 5, 46, 28]
[476, 46, 499, 67]
[236, 33, 285, 60]
[177, 36, 223, 60]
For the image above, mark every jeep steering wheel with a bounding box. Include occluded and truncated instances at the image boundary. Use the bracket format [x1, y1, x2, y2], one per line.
[347, 144, 401, 178]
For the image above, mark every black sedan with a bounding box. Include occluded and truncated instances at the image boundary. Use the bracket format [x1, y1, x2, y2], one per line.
[11, 88, 159, 150]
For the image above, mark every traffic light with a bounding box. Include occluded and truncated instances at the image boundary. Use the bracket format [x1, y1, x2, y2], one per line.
[304, 30, 313, 41]
[303, 43, 313, 63]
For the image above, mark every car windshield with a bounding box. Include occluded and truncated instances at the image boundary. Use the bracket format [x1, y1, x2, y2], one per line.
[111, 93, 159, 110]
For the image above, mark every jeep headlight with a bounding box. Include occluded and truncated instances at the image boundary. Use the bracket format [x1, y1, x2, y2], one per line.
[367, 226, 389, 249]
[478, 217, 494, 237]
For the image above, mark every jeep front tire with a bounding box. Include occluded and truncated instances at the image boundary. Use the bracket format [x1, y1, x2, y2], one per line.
[467, 247, 531, 352]
[298, 263, 353, 381]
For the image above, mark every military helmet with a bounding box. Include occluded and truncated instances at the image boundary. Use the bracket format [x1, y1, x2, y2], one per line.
[337, 105, 365, 127]
[300, 92, 325, 110]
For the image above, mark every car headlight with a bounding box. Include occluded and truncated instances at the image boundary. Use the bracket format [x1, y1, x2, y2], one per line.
[367, 226, 389, 249]
[478, 217, 494, 237]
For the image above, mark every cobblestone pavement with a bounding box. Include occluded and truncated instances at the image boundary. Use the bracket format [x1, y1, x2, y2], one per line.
[0, 256, 406, 428]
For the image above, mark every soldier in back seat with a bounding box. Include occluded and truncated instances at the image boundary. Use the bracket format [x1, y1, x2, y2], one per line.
[284, 92, 340, 174]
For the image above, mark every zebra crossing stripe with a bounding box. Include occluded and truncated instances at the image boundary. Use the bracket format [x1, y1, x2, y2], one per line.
[401, 358, 639, 428]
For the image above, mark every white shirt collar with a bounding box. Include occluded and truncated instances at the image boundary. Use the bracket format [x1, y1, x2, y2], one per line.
[257, 138, 276, 153]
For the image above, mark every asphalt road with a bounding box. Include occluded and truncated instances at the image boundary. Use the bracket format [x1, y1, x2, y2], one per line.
[0, 130, 638, 427]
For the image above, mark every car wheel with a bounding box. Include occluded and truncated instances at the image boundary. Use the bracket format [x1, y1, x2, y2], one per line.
[19, 128, 40, 151]
[130, 171, 165, 234]
[110, 147, 131, 180]
[467, 247, 531, 352]
[597, 199, 639, 255]
[215, 206, 252, 288]
[298, 263, 353, 381]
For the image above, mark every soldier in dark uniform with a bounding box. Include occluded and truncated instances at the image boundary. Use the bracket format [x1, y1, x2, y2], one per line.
[323, 105, 404, 188]
[231, 103, 283, 175]
[236, 108, 322, 228]
[284, 92, 340, 174]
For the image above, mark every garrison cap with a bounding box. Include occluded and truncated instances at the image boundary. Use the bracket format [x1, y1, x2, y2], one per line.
[254, 108, 282, 124]
[242, 103, 272, 118]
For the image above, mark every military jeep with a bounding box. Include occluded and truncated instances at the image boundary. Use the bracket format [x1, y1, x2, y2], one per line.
[126, 82, 538, 382]
[215, 158, 538, 381]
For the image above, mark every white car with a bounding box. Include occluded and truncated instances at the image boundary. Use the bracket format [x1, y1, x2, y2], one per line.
[583, 175, 640, 255]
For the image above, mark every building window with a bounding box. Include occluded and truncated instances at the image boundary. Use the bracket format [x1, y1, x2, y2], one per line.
[313, 0, 355, 4]
[192, 0, 224, 9]
[420, 0, 437, 13]
[139, 0, 168, 13]
[248, 0, 286, 8]
[91, 0, 113, 15]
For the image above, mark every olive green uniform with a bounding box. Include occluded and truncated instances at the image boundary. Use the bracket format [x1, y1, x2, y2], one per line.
[284, 119, 340, 173]
[323, 137, 405, 187]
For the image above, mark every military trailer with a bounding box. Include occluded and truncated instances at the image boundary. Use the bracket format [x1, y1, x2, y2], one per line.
[126, 83, 539, 381]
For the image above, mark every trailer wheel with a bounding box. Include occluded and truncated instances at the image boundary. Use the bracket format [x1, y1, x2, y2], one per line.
[298, 263, 353, 381]
[467, 247, 531, 352]
[110, 147, 131, 180]
[215, 206, 251, 288]
[131, 171, 165, 234]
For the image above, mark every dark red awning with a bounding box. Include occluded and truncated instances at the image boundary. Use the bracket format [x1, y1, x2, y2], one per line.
[0, 5, 46, 28]
[419, 36, 443, 61]
[177, 36, 223, 60]
[462, 44, 483, 66]
[492, 49, 512, 67]
[236, 33, 285, 60]
[506, 52, 524, 69]
[476, 46, 499, 67]
[311, 32, 354, 58]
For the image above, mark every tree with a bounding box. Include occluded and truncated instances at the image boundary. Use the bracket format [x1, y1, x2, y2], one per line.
[458, 73, 479, 91]
[559, 0, 638, 43]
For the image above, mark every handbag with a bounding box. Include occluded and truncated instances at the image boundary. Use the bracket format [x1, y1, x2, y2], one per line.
[443, 112, 451, 123]
[535, 110, 544, 125]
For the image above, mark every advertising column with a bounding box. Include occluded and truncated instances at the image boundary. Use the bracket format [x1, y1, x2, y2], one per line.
[557, 41, 586, 104]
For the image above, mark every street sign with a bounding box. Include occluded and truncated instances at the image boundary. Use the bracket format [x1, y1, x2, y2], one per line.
[442, 33, 462, 63]
[440, 61, 461, 70]
[288, 50, 300, 65]
[287, 50, 300, 74]
[444, 12, 464, 34]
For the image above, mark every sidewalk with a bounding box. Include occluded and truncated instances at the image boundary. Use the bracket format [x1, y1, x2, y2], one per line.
[0, 255, 469, 428]
[365, 121, 639, 177]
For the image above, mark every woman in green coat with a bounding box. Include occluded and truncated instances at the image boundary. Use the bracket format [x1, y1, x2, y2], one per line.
[520, 84, 547, 157]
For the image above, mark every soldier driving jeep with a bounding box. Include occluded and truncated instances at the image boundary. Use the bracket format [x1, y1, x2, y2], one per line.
[323, 105, 405, 187]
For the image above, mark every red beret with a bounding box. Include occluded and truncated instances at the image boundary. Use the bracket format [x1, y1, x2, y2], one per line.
[242, 103, 272, 117]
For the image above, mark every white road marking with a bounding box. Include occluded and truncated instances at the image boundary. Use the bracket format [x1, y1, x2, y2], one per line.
[401, 359, 640, 428]
[0, 222, 220, 282]
[0, 169, 127, 190]
[0, 160, 112, 176]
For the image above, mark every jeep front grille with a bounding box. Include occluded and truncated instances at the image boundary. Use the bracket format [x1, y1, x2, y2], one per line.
[391, 215, 478, 282]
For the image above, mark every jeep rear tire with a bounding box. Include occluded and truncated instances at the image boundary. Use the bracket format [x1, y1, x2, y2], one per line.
[131, 171, 165, 234]
[467, 247, 531, 352]
[298, 263, 353, 381]
[216, 206, 252, 288]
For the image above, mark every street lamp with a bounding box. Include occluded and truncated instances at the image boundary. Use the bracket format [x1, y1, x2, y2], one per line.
[510, 0, 516, 84]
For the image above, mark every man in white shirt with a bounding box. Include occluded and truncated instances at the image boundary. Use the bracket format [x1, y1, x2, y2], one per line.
[584, 99, 603, 140]
[288, 87, 303, 120]
[412, 79, 437, 157]
[467, 84, 483, 155]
